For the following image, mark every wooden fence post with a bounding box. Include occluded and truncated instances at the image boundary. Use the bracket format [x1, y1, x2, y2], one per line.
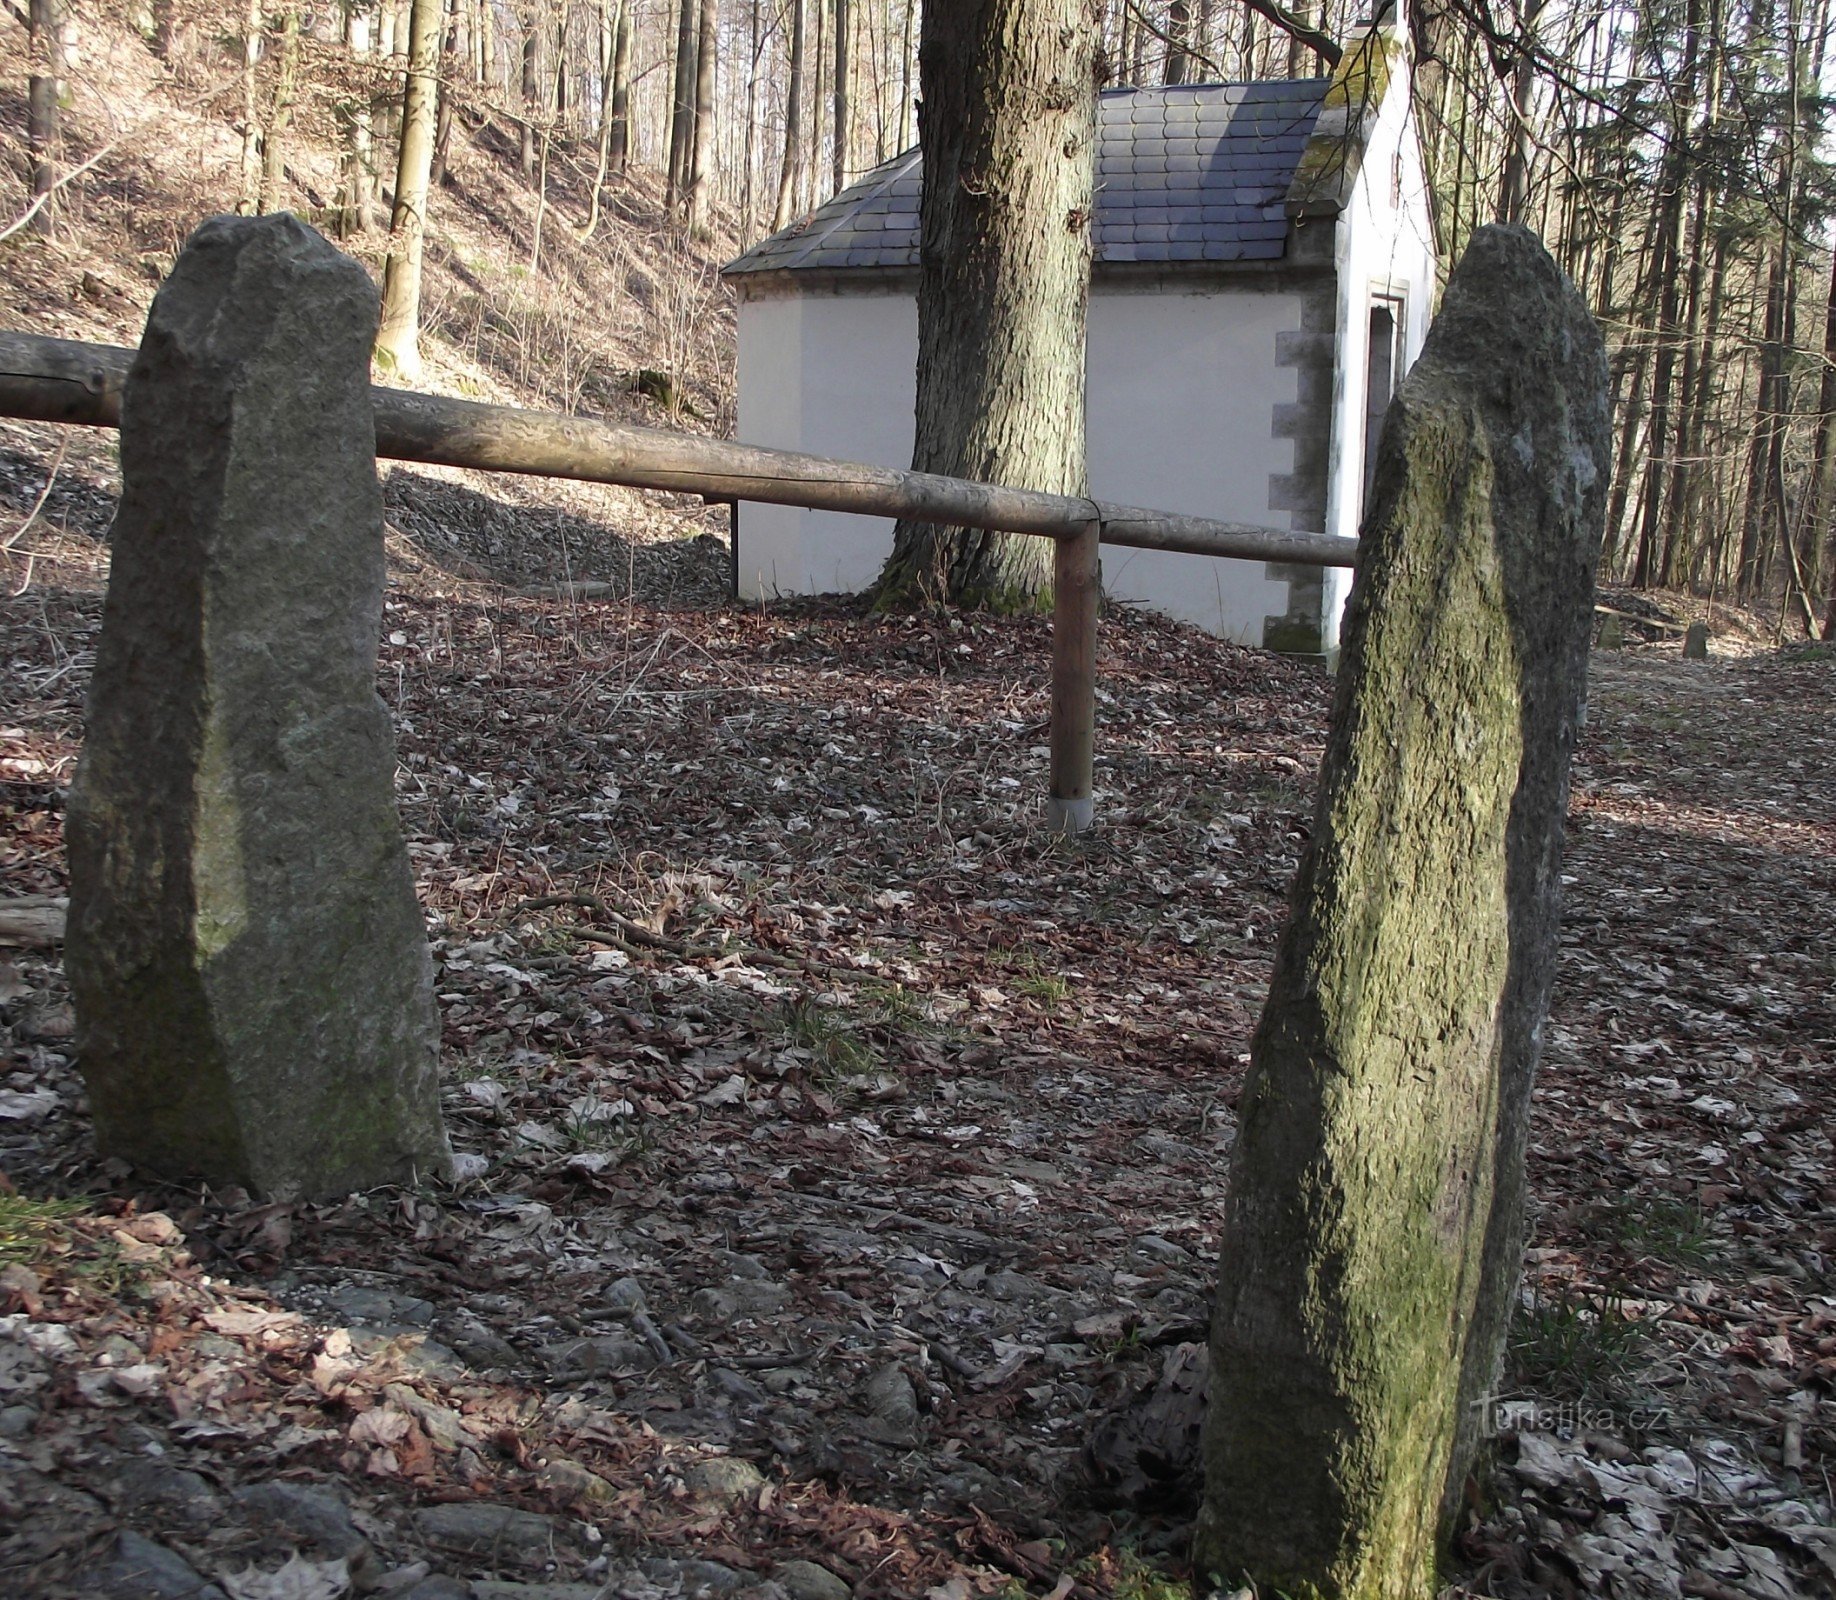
[1048, 520, 1100, 834]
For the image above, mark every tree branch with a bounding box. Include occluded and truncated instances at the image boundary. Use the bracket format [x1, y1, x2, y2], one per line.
[1233, 0, 1343, 68]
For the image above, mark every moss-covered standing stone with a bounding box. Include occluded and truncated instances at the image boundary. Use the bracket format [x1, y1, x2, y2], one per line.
[1195, 227, 1610, 1599]
[65, 214, 451, 1200]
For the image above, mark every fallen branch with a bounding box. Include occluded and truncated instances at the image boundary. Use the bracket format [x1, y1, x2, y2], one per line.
[0, 895, 67, 947]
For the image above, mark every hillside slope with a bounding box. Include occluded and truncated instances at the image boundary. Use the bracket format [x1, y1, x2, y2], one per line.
[1, 0, 739, 598]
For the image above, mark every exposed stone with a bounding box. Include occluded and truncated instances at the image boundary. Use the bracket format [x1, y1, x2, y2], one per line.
[472, 1585, 602, 1600]
[415, 1501, 562, 1562]
[64, 212, 451, 1201]
[545, 1334, 656, 1375]
[0, 1263, 41, 1312]
[1684, 620, 1710, 659]
[709, 1249, 772, 1281]
[861, 1361, 919, 1443]
[535, 1454, 617, 1503]
[399, 1579, 478, 1600]
[0, 1401, 38, 1437]
[115, 1457, 224, 1528]
[637, 1557, 752, 1596]
[77, 1529, 229, 1599]
[234, 1478, 371, 1560]
[774, 1560, 853, 1600]
[1598, 613, 1626, 648]
[707, 1366, 767, 1405]
[324, 1284, 437, 1327]
[689, 1280, 790, 1325]
[435, 1313, 520, 1370]
[684, 1455, 767, 1502]
[602, 1275, 648, 1313]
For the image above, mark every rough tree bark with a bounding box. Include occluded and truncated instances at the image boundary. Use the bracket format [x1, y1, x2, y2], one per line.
[26, 0, 66, 236]
[374, 0, 443, 380]
[336, 0, 381, 237]
[667, 0, 698, 207]
[608, 0, 631, 170]
[236, 0, 265, 214]
[430, 0, 460, 189]
[579, 0, 623, 237]
[519, 6, 541, 179]
[257, 6, 301, 213]
[834, 0, 851, 190]
[1164, 0, 1191, 83]
[1195, 227, 1610, 1600]
[773, 0, 808, 229]
[868, 0, 1104, 612]
[686, 0, 718, 234]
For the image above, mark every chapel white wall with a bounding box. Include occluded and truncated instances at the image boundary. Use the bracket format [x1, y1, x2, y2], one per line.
[1319, 44, 1441, 651]
[735, 281, 1312, 648]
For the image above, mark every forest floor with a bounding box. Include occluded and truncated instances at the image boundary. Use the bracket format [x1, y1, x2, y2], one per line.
[0, 432, 1832, 1600]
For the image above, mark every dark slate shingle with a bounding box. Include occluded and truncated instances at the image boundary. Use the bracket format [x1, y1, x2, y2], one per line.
[724, 79, 1327, 276]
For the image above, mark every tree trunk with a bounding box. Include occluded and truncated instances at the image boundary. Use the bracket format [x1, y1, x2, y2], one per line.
[1630, 181, 1685, 587]
[1800, 246, 1836, 622]
[1494, 0, 1543, 225]
[834, 0, 851, 190]
[667, 0, 698, 207]
[258, 7, 301, 213]
[430, 0, 459, 189]
[237, 0, 265, 214]
[608, 0, 631, 169]
[520, 9, 541, 179]
[1287, 0, 1310, 76]
[686, 0, 718, 232]
[580, 0, 621, 236]
[375, 0, 443, 381]
[868, 0, 1103, 612]
[1738, 228, 1792, 598]
[1657, 176, 1716, 588]
[1196, 227, 1610, 1600]
[773, 0, 807, 229]
[740, 0, 760, 235]
[1164, 0, 1190, 84]
[553, 14, 567, 129]
[26, 0, 65, 236]
[897, 0, 914, 147]
[337, 0, 381, 238]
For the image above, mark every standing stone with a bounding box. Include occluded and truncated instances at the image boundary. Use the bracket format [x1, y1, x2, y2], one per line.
[66, 214, 451, 1200]
[1683, 619, 1710, 659]
[1195, 227, 1609, 1599]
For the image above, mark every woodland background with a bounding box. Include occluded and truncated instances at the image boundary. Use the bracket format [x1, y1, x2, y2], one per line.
[8, 0, 1836, 631]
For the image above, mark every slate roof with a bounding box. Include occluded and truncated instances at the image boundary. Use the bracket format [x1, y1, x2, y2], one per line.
[725, 78, 1330, 278]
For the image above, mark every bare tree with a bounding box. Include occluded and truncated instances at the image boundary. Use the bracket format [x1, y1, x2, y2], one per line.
[519, 4, 541, 178]
[773, 0, 808, 228]
[667, 0, 698, 206]
[834, 0, 850, 189]
[258, 6, 302, 213]
[686, 0, 718, 231]
[236, 0, 265, 213]
[375, 0, 444, 379]
[336, 0, 381, 237]
[25, 0, 66, 235]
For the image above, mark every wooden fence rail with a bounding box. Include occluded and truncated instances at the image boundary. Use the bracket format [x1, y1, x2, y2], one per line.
[0, 329, 1358, 832]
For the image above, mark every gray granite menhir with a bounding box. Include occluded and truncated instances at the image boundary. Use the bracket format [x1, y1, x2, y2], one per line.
[65, 213, 451, 1200]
